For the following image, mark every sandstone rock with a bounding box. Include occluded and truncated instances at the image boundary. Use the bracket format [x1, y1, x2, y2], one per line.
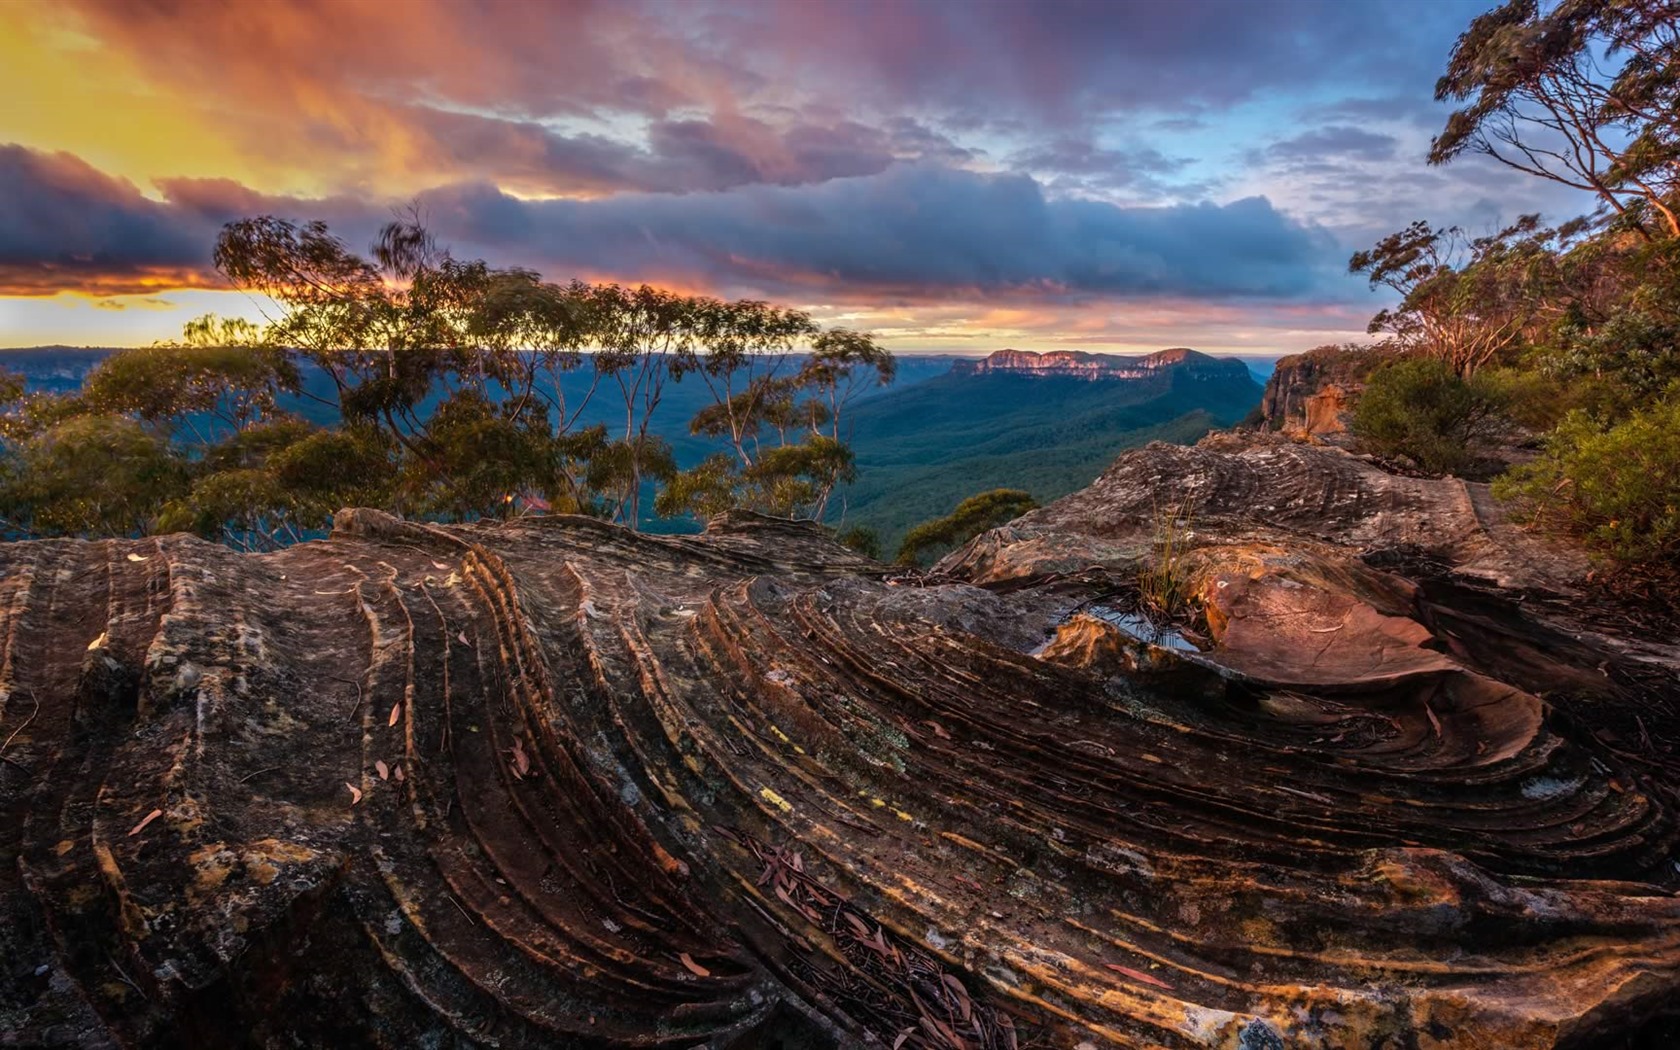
[1259, 345, 1382, 442]
[2, 442, 1677, 1048]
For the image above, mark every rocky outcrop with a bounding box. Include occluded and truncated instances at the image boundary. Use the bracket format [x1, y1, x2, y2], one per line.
[3, 440, 1678, 1049]
[952, 347, 1251, 382]
[1258, 345, 1382, 440]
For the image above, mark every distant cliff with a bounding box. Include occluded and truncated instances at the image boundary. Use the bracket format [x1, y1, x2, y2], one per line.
[952, 346, 1251, 380]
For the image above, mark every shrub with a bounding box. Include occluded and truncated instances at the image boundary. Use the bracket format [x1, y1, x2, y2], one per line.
[836, 525, 882, 560]
[1351, 357, 1506, 474]
[1493, 398, 1680, 568]
[896, 488, 1038, 566]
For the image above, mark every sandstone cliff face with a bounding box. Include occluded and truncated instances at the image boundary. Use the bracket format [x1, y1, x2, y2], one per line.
[1259, 346, 1381, 440]
[953, 347, 1251, 382]
[2, 439, 1678, 1049]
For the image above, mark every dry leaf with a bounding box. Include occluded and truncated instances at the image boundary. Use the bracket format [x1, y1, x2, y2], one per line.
[125, 552, 147, 562]
[925, 719, 951, 740]
[87, 631, 109, 651]
[893, 1029, 914, 1050]
[375, 760, 389, 781]
[388, 703, 401, 727]
[432, 561, 450, 570]
[128, 808, 163, 837]
[1104, 963, 1173, 990]
[394, 764, 406, 782]
[678, 952, 710, 977]
[345, 782, 363, 805]
[456, 631, 469, 645]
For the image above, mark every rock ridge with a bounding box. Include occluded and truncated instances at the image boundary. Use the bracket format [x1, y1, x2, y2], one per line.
[1, 435, 1677, 1048]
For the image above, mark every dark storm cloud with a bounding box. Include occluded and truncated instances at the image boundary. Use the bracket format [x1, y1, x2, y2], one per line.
[420, 164, 1341, 302]
[0, 145, 1340, 304]
[0, 146, 221, 295]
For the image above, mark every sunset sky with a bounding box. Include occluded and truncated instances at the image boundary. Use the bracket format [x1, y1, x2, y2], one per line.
[0, 0, 1594, 353]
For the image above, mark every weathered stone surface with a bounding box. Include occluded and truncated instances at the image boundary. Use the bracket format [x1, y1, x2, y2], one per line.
[1258, 346, 1379, 441]
[2, 444, 1678, 1048]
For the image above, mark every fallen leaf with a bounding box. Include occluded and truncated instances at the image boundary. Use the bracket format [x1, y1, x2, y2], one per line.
[925, 719, 951, 740]
[345, 782, 363, 805]
[678, 952, 710, 977]
[433, 561, 450, 570]
[375, 760, 389, 781]
[1105, 963, 1172, 990]
[125, 553, 147, 562]
[87, 631, 109, 651]
[388, 703, 401, 728]
[394, 764, 405, 782]
[457, 631, 469, 645]
[893, 1029, 914, 1050]
[128, 808, 163, 837]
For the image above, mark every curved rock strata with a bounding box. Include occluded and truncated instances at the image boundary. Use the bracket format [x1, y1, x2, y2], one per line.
[2, 443, 1679, 1048]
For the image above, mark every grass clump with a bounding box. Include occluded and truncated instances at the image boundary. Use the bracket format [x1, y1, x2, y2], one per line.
[1137, 497, 1199, 624]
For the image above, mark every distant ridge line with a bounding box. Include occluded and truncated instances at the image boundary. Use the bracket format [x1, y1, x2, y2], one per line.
[949, 346, 1247, 380]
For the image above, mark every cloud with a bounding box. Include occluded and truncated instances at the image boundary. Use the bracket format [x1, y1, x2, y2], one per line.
[418, 163, 1342, 303]
[0, 144, 1343, 307]
[42, 0, 1493, 204]
[0, 146, 223, 296]
[1263, 127, 1400, 165]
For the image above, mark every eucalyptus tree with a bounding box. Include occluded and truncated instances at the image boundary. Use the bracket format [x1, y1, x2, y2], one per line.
[1432, 0, 1680, 238]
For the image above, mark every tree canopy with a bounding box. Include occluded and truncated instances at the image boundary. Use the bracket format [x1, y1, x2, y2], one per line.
[0, 217, 894, 549]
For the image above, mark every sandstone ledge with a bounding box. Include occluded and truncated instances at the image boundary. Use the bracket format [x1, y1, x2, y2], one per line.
[1, 443, 1677, 1048]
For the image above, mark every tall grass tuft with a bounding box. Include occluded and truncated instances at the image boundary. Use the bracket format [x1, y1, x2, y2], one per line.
[1137, 496, 1198, 624]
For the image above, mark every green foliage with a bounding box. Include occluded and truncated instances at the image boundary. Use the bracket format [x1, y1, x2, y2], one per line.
[81, 344, 300, 437]
[1351, 358, 1508, 474]
[657, 436, 857, 522]
[1431, 0, 1680, 239]
[3, 215, 896, 547]
[0, 416, 187, 536]
[1493, 397, 1680, 567]
[835, 365, 1261, 551]
[895, 488, 1038, 566]
[1350, 217, 1556, 376]
[836, 526, 882, 560]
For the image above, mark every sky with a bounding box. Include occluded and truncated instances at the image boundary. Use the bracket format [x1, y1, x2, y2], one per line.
[0, 0, 1596, 354]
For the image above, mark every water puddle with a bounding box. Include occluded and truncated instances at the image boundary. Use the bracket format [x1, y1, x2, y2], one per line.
[1085, 606, 1201, 652]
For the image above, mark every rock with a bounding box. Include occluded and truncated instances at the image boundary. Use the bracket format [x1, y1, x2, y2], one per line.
[1259, 344, 1383, 441]
[1, 444, 1678, 1048]
[951, 346, 1252, 382]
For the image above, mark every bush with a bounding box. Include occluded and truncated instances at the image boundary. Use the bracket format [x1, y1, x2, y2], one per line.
[1351, 357, 1506, 474]
[836, 525, 882, 560]
[1493, 398, 1680, 568]
[896, 488, 1038, 566]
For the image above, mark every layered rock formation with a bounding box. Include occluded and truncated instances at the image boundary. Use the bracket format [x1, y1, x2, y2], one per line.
[951, 348, 1250, 383]
[2, 437, 1678, 1048]
[1258, 346, 1383, 441]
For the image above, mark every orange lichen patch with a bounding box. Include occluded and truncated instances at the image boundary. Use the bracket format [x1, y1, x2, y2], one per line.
[239, 838, 319, 887]
[188, 842, 237, 898]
